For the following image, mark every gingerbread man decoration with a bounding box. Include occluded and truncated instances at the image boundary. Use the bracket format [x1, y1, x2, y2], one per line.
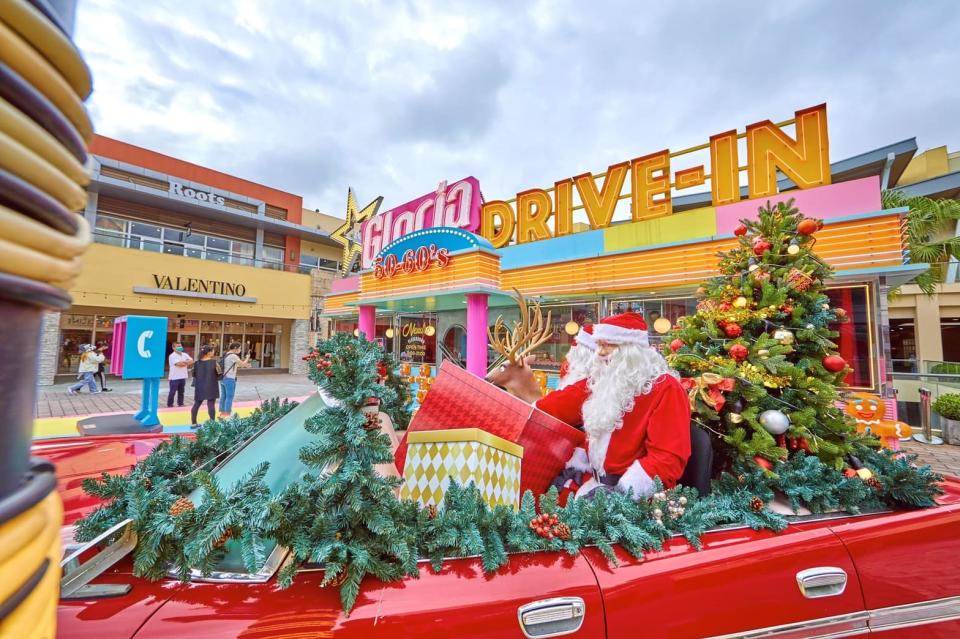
[845, 392, 912, 451]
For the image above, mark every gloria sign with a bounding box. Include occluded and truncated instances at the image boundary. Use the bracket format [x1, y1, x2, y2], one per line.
[169, 180, 226, 206]
[360, 177, 482, 268]
[481, 104, 830, 248]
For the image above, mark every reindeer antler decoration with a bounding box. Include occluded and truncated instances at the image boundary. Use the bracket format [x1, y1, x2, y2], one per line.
[487, 289, 554, 365]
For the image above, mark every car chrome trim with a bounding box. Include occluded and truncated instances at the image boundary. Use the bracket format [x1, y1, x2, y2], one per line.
[703, 595, 960, 638]
[517, 597, 585, 638]
[183, 543, 289, 584]
[60, 519, 137, 599]
[868, 596, 960, 632]
[701, 611, 869, 639]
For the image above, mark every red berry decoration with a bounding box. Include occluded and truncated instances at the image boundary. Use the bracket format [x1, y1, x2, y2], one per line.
[754, 456, 774, 471]
[822, 355, 847, 373]
[734, 224, 748, 237]
[843, 468, 857, 478]
[728, 344, 748, 361]
[797, 218, 819, 235]
[724, 323, 743, 338]
[782, 305, 793, 315]
[669, 338, 684, 353]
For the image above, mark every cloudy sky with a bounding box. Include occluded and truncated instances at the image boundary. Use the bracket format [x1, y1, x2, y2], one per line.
[75, 0, 960, 217]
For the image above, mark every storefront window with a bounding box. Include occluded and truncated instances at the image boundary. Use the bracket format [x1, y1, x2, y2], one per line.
[398, 315, 436, 363]
[610, 297, 696, 345]
[826, 286, 874, 389]
[263, 246, 285, 270]
[58, 314, 95, 374]
[130, 222, 162, 252]
[376, 316, 395, 353]
[334, 318, 359, 336]
[942, 317, 960, 364]
[94, 216, 127, 247]
[525, 302, 600, 371]
[889, 319, 917, 373]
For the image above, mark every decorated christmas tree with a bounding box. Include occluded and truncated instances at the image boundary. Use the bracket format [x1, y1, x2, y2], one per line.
[666, 200, 940, 507]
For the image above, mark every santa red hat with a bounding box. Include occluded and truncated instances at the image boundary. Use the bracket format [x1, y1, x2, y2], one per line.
[592, 312, 649, 346]
[573, 324, 596, 351]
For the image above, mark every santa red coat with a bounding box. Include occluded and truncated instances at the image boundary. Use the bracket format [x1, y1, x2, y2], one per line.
[536, 374, 691, 496]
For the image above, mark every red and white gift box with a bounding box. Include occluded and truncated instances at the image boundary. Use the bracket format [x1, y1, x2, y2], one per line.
[395, 362, 584, 498]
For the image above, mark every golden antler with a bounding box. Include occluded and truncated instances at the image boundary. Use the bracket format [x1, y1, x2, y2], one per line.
[487, 289, 554, 364]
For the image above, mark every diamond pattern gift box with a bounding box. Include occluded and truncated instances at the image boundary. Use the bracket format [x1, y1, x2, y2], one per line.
[395, 362, 585, 498]
[399, 428, 523, 510]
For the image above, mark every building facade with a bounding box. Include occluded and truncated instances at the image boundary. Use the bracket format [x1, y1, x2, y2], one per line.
[320, 105, 928, 408]
[40, 136, 343, 384]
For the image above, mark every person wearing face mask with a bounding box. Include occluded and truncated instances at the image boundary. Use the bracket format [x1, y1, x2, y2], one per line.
[167, 342, 193, 408]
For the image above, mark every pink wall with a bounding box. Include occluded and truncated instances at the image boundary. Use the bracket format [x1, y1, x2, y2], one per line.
[331, 275, 360, 293]
[715, 176, 881, 235]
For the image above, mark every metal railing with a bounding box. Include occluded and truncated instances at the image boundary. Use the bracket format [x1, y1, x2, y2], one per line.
[890, 366, 960, 437]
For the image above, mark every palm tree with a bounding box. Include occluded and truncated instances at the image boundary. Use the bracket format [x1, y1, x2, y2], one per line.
[882, 190, 960, 295]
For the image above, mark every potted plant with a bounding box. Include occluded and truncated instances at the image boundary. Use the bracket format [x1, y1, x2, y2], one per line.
[932, 393, 960, 445]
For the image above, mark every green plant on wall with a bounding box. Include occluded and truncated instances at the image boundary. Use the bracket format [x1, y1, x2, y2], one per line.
[882, 190, 960, 296]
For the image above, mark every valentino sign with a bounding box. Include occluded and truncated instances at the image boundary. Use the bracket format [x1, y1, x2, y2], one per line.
[150, 274, 246, 297]
[481, 104, 831, 248]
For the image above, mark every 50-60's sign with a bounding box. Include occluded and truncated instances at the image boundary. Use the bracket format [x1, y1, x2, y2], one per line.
[374, 244, 450, 279]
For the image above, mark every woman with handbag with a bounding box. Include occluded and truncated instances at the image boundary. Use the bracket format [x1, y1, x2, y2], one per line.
[190, 345, 220, 427]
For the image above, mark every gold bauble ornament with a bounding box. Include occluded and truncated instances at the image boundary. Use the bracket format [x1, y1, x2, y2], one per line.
[787, 243, 800, 255]
[758, 349, 770, 359]
[727, 412, 744, 423]
[773, 329, 794, 345]
[734, 296, 748, 308]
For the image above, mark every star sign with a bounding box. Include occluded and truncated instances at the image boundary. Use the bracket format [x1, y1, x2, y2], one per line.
[329, 188, 383, 275]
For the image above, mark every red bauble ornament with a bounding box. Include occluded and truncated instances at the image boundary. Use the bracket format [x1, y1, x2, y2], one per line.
[669, 338, 684, 352]
[782, 305, 794, 315]
[724, 323, 743, 338]
[728, 343, 748, 361]
[843, 468, 857, 478]
[753, 241, 771, 256]
[734, 224, 748, 237]
[822, 355, 847, 373]
[754, 456, 774, 471]
[797, 219, 819, 235]
[719, 302, 732, 311]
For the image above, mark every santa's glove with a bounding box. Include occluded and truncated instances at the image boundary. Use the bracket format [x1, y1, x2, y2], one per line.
[578, 484, 613, 501]
[551, 468, 584, 490]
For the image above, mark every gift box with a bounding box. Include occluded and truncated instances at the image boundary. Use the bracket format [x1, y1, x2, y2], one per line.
[399, 428, 523, 510]
[395, 362, 585, 497]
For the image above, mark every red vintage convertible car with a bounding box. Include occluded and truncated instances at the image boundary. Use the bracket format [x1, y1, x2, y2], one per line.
[35, 429, 960, 639]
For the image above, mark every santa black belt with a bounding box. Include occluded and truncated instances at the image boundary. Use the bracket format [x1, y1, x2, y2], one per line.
[595, 472, 622, 487]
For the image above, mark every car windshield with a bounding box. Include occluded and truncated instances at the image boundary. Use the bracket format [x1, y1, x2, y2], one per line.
[187, 392, 329, 574]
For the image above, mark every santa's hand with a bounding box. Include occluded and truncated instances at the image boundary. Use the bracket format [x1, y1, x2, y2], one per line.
[551, 468, 584, 490]
[577, 484, 613, 501]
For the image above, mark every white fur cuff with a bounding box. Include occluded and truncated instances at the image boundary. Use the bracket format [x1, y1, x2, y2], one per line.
[565, 447, 592, 472]
[591, 324, 649, 346]
[617, 460, 655, 498]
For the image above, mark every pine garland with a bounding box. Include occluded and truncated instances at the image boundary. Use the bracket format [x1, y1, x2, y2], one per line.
[75, 206, 944, 614]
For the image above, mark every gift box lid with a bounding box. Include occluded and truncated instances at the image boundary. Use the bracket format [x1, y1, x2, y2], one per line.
[407, 428, 524, 458]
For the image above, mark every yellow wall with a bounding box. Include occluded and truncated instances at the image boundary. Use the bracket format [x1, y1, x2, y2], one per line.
[301, 240, 343, 262]
[898, 146, 951, 186]
[71, 244, 312, 319]
[301, 208, 345, 233]
[888, 282, 960, 363]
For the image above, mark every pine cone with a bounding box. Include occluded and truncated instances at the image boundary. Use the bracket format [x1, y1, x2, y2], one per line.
[426, 505, 438, 520]
[142, 477, 152, 490]
[324, 570, 348, 588]
[554, 522, 571, 541]
[213, 529, 233, 549]
[865, 477, 883, 491]
[363, 412, 381, 431]
[170, 497, 194, 517]
[749, 496, 764, 512]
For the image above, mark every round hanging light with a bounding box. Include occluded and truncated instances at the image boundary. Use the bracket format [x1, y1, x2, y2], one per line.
[564, 321, 580, 336]
[424, 325, 436, 337]
[353, 329, 360, 337]
[385, 328, 394, 338]
[653, 317, 672, 334]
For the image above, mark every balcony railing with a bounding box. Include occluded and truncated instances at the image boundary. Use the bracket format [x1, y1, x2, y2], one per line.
[890, 362, 960, 435]
[91, 230, 335, 274]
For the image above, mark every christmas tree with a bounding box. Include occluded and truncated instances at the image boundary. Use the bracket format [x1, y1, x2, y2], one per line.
[666, 200, 940, 506]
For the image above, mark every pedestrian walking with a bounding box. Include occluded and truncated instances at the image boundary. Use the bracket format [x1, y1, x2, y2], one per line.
[219, 341, 251, 417]
[190, 345, 219, 427]
[67, 344, 104, 395]
[94, 342, 112, 392]
[167, 341, 193, 407]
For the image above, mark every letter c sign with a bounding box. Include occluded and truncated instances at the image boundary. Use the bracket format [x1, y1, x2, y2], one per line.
[137, 330, 153, 358]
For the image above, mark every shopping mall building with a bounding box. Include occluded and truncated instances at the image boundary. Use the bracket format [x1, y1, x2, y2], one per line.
[320, 104, 960, 410]
[40, 135, 344, 384]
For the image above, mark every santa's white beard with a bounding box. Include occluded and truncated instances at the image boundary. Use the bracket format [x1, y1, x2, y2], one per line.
[558, 344, 596, 390]
[581, 343, 675, 474]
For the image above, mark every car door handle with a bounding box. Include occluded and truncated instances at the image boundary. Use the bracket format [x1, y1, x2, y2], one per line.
[796, 567, 848, 599]
[518, 597, 585, 638]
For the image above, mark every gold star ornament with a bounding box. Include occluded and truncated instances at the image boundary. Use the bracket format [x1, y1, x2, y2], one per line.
[329, 188, 383, 275]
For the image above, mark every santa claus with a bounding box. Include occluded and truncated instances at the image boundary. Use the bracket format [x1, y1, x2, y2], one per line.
[557, 324, 596, 389]
[491, 312, 691, 500]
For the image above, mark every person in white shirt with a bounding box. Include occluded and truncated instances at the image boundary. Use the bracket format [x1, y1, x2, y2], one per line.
[67, 345, 105, 395]
[167, 342, 193, 407]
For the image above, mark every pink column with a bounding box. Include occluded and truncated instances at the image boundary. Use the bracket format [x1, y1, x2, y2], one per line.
[358, 305, 376, 342]
[465, 293, 489, 378]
